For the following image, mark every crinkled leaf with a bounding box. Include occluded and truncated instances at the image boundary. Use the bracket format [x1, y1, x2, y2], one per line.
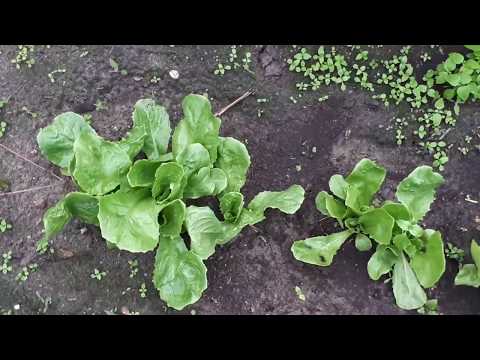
[159, 199, 186, 237]
[185, 206, 225, 260]
[396, 166, 444, 222]
[393, 233, 410, 251]
[410, 229, 445, 288]
[127, 159, 162, 188]
[175, 143, 211, 176]
[183, 167, 227, 199]
[392, 252, 427, 310]
[133, 99, 171, 160]
[63, 192, 99, 225]
[329, 174, 348, 200]
[367, 245, 399, 280]
[291, 229, 354, 266]
[37, 112, 95, 169]
[455, 265, 480, 287]
[215, 137, 251, 194]
[73, 131, 132, 195]
[220, 192, 244, 223]
[359, 208, 394, 245]
[153, 235, 207, 310]
[151, 162, 185, 203]
[345, 158, 386, 211]
[355, 233, 372, 252]
[382, 201, 411, 221]
[172, 94, 221, 163]
[98, 188, 160, 253]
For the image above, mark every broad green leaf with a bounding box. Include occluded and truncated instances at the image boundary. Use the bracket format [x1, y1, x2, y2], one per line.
[159, 199, 186, 237]
[172, 94, 221, 163]
[457, 85, 472, 102]
[465, 45, 480, 52]
[151, 162, 185, 202]
[315, 191, 330, 216]
[345, 159, 386, 211]
[410, 230, 445, 288]
[392, 252, 427, 310]
[98, 188, 160, 253]
[133, 99, 171, 160]
[367, 245, 399, 280]
[382, 201, 411, 233]
[449, 52, 464, 65]
[325, 193, 347, 221]
[396, 166, 444, 222]
[358, 208, 394, 245]
[175, 143, 211, 176]
[219, 192, 244, 223]
[248, 185, 305, 220]
[73, 131, 132, 195]
[471, 239, 480, 271]
[37, 112, 95, 169]
[355, 233, 372, 252]
[183, 167, 227, 199]
[185, 206, 225, 260]
[118, 118, 146, 160]
[127, 159, 162, 187]
[393, 233, 410, 251]
[63, 192, 99, 225]
[153, 235, 207, 310]
[455, 264, 480, 288]
[38, 198, 72, 251]
[291, 229, 354, 266]
[215, 137, 251, 193]
[329, 174, 348, 200]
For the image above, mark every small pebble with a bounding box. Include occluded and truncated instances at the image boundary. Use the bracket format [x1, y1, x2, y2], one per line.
[169, 70, 179, 79]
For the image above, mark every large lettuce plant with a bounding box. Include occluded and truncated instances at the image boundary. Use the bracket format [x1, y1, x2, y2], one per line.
[291, 159, 445, 310]
[36, 94, 305, 310]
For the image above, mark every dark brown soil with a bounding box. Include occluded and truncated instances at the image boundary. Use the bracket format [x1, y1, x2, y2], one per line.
[0, 45, 479, 315]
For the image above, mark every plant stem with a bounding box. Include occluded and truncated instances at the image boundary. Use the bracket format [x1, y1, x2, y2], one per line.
[215, 88, 256, 117]
[0, 184, 60, 197]
[0, 143, 63, 181]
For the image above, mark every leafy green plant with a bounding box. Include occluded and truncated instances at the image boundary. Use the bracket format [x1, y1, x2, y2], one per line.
[1, 251, 13, 274]
[291, 158, 446, 311]
[90, 268, 106, 281]
[445, 242, 465, 263]
[417, 298, 438, 315]
[454, 240, 480, 288]
[0, 121, 7, 138]
[36, 94, 305, 310]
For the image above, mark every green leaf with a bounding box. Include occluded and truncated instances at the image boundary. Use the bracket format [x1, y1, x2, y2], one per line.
[215, 137, 251, 194]
[219, 192, 244, 223]
[175, 143, 211, 176]
[395, 166, 444, 222]
[63, 192, 99, 225]
[185, 206, 225, 260]
[98, 188, 160, 253]
[151, 162, 185, 203]
[315, 191, 330, 216]
[410, 229, 445, 288]
[382, 201, 411, 221]
[127, 159, 162, 188]
[434, 98, 444, 110]
[172, 94, 221, 163]
[153, 235, 207, 310]
[449, 52, 464, 65]
[37, 112, 94, 169]
[393, 234, 411, 251]
[329, 174, 348, 200]
[291, 229, 354, 266]
[392, 252, 427, 310]
[38, 198, 72, 250]
[457, 85, 472, 102]
[72, 131, 132, 195]
[367, 245, 399, 280]
[184, 167, 227, 199]
[471, 239, 480, 271]
[355, 233, 372, 252]
[345, 158, 386, 212]
[455, 265, 480, 288]
[358, 208, 394, 245]
[133, 99, 171, 160]
[248, 185, 305, 219]
[159, 199, 186, 237]
[118, 118, 146, 160]
[465, 45, 480, 52]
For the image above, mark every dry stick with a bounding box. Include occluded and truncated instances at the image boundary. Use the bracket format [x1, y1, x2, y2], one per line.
[0, 184, 60, 197]
[0, 143, 63, 181]
[215, 88, 256, 117]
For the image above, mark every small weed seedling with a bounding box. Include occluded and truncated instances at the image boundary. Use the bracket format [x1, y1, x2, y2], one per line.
[90, 268, 107, 281]
[295, 286, 306, 301]
[1, 251, 13, 274]
[95, 100, 108, 112]
[445, 242, 465, 263]
[109, 58, 128, 75]
[16, 263, 38, 283]
[0, 218, 12, 233]
[128, 259, 139, 278]
[417, 299, 439, 315]
[0, 121, 7, 138]
[11, 45, 36, 69]
[292, 158, 445, 311]
[139, 283, 147, 298]
[21, 106, 38, 119]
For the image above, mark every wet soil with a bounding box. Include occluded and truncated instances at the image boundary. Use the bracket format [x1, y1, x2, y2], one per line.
[0, 45, 479, 315]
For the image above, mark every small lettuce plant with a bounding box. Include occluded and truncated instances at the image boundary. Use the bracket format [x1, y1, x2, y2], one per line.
[36, 94, 305, 310]
[291, 159, 445, 311]
[455, 240, 480, 288]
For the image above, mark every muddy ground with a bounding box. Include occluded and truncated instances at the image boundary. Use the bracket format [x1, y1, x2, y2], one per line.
[0, 45, 479, 315]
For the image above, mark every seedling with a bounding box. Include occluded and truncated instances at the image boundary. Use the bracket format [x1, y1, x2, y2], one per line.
[109, 58, 128, 75]
[295, 286, 306, 301]
[95, 100, 108, 112]
[0, 122, 6, 138]
[445, 242, 465, 263]
[36, 94, 305, 310]
[292, 159, 445, 311]
[11, 45, 36, 69]
[16, 263, 38, 283]
[90, 268, 106, 281]
[139, 283, 147, 298]
[417, 299, 439, 315]
[0, 218, 12, 233]
[1, 251, 12, 274]
[128, 259, 139, 278]
[21, 106, 37, 119]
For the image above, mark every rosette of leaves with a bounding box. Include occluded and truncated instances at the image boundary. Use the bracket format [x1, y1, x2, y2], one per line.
[36, 94, 305, 310]
[291, 158, 446, 310]
[454, 240, 480, 288]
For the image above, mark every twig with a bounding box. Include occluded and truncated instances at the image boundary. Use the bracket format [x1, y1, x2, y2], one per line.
[438, 128, 452, 141]
[0, 184, 61, 197]
[215, 88, 256, 117]
[0, 143, 63, 181]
